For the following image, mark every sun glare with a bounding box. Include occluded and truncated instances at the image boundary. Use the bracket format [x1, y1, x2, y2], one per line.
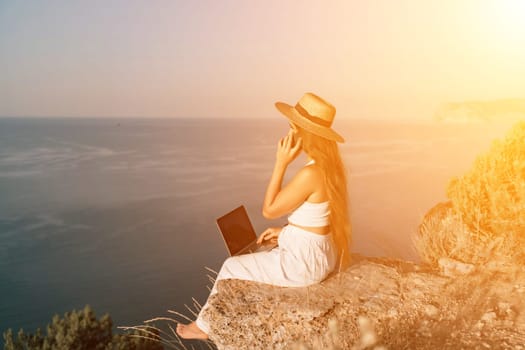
[482, 0, 525, 45]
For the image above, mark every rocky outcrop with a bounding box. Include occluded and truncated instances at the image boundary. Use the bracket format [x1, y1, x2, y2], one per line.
[201, 255, 525, 349]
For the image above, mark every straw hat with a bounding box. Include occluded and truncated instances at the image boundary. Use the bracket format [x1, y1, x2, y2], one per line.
[275, 92, 345, 143]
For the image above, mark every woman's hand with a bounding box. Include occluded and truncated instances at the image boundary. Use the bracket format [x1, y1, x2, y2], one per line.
[256, 226, 282, 245]
[276, 129, 302, 166]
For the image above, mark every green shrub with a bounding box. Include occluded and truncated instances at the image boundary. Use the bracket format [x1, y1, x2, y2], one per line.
[2, 305, 162, 350]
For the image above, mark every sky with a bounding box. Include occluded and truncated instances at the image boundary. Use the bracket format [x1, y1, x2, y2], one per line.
[1, 0, 524, 120]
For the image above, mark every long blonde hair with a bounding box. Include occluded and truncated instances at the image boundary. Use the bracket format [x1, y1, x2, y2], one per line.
[296, 125, 352, 270]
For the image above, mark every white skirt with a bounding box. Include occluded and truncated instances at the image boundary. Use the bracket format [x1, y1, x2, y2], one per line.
[195, 224, 337, 333]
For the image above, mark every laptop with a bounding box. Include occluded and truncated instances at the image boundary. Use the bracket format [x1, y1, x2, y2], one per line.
[216, 205, 277, 256]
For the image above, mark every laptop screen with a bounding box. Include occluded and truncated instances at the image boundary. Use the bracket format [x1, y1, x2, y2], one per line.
[216, 205, 257, 256]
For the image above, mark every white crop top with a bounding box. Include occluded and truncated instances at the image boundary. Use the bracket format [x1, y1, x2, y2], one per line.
[287, 159, 331, 227]
[288, 201, 330, 227]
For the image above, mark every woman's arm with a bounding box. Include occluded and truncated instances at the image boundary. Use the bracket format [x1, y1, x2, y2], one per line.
[262, 131, 315, 219]
[262, 160, 286, 217]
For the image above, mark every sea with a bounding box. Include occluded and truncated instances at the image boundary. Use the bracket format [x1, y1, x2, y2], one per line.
[0, 116, 515, 346]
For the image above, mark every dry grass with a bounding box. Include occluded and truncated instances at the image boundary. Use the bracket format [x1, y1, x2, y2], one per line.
[415, 121, 525, 267]
[414, 201, 517, 267]
[117, 267, 218, 350]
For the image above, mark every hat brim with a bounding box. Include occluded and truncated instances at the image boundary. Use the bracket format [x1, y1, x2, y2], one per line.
[274, 102, 345, 143]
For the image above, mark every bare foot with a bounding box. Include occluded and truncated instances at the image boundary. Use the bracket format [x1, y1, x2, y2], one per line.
[176, 321, 208, 340]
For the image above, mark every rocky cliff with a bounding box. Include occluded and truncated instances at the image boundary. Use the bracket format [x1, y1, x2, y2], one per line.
[201, 254, 525, 349]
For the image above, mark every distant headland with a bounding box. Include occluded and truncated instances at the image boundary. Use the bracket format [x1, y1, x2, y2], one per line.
[434, 98, 525, 122]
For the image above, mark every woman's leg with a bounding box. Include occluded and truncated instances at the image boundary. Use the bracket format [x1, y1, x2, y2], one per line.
[178, 227, 339, 339]
[178, 249, 283, 339]
[175, 259, 236, 340]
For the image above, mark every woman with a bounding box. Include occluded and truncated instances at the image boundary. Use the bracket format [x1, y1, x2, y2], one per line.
[176, 92, 351, 340]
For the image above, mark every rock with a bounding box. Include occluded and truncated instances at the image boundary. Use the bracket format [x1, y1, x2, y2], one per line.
[498, 302, 511, 314]
[481, 311, 497, 323]
[424, 304, 439, 318]
[356, 316, 377, 348]
[438, 257, 475, 277]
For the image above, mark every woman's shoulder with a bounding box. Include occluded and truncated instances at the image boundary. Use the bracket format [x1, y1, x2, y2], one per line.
[297, 163, 324, 182]
[298, 164, 328, 201]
